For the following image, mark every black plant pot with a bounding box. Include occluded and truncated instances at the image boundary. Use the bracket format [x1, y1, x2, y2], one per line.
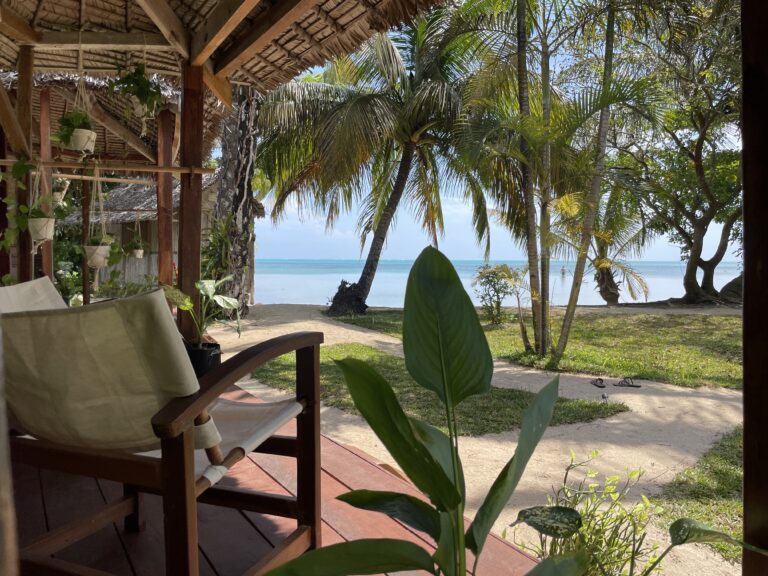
[186, 342, 221, 377]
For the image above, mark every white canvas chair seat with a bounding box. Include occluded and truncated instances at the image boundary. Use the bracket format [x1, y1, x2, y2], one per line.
[2, 278, 323, 576]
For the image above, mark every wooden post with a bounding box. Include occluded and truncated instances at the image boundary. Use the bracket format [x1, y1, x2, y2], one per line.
[39, 88, 53, 279]
[0, 128, 9, 278]
[296, 344, 321, 549]
[0, 328, 18, 576]
[157, 109, 175, 287]
[742, 1, 768, 573]
[81, 181, 91, 306]
[178, 65, 204, 341]
[16, 46, 33, 282]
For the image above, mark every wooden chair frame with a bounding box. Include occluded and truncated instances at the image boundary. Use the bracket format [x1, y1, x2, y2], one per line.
[10, 331, 323, 576]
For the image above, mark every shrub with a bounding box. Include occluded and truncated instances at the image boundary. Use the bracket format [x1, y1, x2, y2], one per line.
[473, 264, 515, 324]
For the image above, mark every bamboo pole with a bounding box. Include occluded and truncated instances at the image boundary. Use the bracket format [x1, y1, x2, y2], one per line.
[0, 159, 214, 175]
[29, 172, 155, 186]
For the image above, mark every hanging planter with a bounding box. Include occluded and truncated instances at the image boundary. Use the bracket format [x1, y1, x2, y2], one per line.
[109, 64, 164, 137]
[84, 244, 111, 268]
[57, 111, 96, 154]
[125, 237, 147, 259]
[28, 217, 55, 243]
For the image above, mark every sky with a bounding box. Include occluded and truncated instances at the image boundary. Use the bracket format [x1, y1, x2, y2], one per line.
[255, 197, 739, 262]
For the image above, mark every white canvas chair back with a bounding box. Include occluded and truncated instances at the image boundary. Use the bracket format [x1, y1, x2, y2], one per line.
[1, 288, 211, 452]
[0, 277, 66, 313]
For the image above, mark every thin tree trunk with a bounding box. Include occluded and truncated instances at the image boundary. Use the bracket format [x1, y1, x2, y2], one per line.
[215, 87, 260, 317]
[518, 0, 542, 352]
[698, 207, 742, 296]
[553, 1, 615, 365]
[539, 38, 553, 355]
[327, 142, 416, 316]
[683, 227, 709, 302]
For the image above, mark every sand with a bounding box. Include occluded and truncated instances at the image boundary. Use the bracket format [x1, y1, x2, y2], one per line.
[209, 303, 743, 576]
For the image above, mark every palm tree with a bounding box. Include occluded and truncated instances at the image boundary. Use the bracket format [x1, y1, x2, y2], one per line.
[257, 9, 479, 316]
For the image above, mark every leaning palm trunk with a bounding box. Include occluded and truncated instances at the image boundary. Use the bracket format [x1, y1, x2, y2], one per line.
[539, 38, 553, 355]
[327, 142, 416, 316]
[552, 1, 616, 365]
[215, 87, 260, 317]
[518, 0, 543, 352]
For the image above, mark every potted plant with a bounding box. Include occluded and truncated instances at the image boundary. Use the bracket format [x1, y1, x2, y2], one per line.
[109, 64, 164, 136]
[84, 234, 115, 268]
[124, 236, 147, 259]
[26, 199, 56, 244]
[57, 110, 96, 153]
[52, 178, 70, 206]
[163, 276, 241, 376]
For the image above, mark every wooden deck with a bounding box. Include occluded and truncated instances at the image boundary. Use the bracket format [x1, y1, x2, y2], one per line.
[12, 410, 536, 575]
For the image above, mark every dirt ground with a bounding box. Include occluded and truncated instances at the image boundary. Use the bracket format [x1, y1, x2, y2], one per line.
[210, 303, 743, 576]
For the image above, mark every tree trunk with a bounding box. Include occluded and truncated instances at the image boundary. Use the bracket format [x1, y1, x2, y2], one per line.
[215, 87, 261, 317]
[327, 142, 416, 316]
[517, 0, 542, 352]
[552, 1, 615, 365]
[595, 267, 620, 306]
[539, 39, 553, 355]
[698, 207, 742, 297]
[682, 225, 713, 302]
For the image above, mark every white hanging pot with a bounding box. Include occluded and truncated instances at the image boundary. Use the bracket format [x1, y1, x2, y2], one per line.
[131, 249, 144, 259]
[28, 217, 55, 242]
[52, 191, 65, 205]
[68, 129, 97, 153]
[85, 245, 110, 268]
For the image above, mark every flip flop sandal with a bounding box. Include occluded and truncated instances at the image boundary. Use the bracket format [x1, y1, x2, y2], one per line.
[590, 378, 606, 388]
[614, 377, 641, 388]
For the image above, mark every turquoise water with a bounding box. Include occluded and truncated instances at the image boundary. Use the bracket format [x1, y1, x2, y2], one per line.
[253, 259, 742, 307]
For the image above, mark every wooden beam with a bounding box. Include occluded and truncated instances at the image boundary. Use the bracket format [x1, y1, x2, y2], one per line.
[191, 0, 262, 66]
[39, 88, 53, 279]
[172, 108, 182, 164]
[0, 86, 29, 157]
[742, 1, 768, 573]
[134, 0, 189, 59]
[178, 64, 205, 341]
[0, 6, 39, 44]
[31, 31, 173, 51]
[204, 63, 233, 109]
[215, 0, 314, 78]
[0, 130, 9, 278]
[157, 109, 174, 287]
[17, 46, 33, 282]
[0, 159, 213, 175]
[57, 89, 156, 162]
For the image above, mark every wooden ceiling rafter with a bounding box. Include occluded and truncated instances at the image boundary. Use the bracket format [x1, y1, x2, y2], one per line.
[0, 6, 39, 44]
[28, 32, 175, 52]
[190, 0, 262, 66]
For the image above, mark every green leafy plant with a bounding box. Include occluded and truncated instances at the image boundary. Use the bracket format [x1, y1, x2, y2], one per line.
[108, 64, 164, 121]
[201, 215, 234, 281]
[87, 234, 115, 247]
[124, 236, 148, 252]
[163, 276, 241, 348]
[56, 110, 93, 146]
[267, 247, 587, 576]
[473, 264, 515, 325]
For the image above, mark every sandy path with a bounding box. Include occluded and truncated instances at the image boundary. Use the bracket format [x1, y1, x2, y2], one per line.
[210, 304, 743, 575]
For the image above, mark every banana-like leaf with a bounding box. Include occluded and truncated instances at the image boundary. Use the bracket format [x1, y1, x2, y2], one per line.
[212, 294, 239, 310]
[669, 518, 768, 556]
[335, 358, 461, 511]
[337, 490, 440, 541]
[433, 511, 458, 576]
[410, 418, 466, 498]
[466, 377, 560, 555]
[196, 279, 216, 298]
[403, 246, 493, 407]
[265, 538, 435, 576]
[523, 551, 590, 576]
[515, 506, 582, 538]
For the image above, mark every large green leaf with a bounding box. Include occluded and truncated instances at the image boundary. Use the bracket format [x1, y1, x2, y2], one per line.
[669, 518, 768, 556]
[433, 511, 458, 576]
[337, 490, 441, 541]
[410, 418, 465, 498]
[336, 358, 460, 511]
[515, 506, 582, 538]
[466, 377, 560, 555]
[402, 246, 492, 408]
[523, 552, 590, 576]
[265, 539, 435, 576]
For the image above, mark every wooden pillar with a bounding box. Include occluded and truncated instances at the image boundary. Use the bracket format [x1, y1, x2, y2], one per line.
[16, 46, 33, 282]
[178, 65, 204, 341]
[742, 1, 768, 573]
[0, 329, 18, 576]
[157, 109, 175, 287]
[81, 182, 91, 306]
[39, 88, 53, 279]
[0, 129, 9, 278]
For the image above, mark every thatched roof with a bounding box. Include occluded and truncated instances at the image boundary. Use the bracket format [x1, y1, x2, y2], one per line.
[0, 1, 443, 91]
[61, 172, 266, 225]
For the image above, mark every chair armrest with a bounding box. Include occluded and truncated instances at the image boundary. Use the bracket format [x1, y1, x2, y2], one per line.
[151, 331, 323, 439]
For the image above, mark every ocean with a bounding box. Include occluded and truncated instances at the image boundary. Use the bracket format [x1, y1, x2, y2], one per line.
[253, 259, 742, 307]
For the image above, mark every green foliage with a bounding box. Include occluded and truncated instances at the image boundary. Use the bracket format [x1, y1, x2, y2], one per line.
[53, 263, 82, 302]
[124, 236, 148, 251]
[163, 276, 240, 347]
[656, 427, 743, 562]
[337, 310, 743, 389]
[108, 64, 164, 120]
[202, 215, 234, 281]
[1, 273, 16, 286]
[252, 342, 628, 436]
[472, 264, 516, 324]
[56, 110, 93, 145]
[94, 273, 157, 299]
[267, 247, 578, 576]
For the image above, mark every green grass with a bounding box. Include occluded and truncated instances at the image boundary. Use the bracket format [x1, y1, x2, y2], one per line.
[253, 343, 628, 436]
[336, 310, 743, 389]
[655, 427, 743, 563]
